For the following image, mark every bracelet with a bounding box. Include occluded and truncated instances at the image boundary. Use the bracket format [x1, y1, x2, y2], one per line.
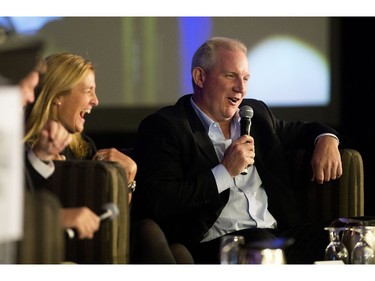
[128, 181, 136, 193]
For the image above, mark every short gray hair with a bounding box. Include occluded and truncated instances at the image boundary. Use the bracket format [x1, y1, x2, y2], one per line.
[191, 37, 247, 73]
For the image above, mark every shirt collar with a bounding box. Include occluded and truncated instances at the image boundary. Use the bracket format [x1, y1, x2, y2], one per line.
[190, 96, 212, 132]
[190, 96, 241, 139]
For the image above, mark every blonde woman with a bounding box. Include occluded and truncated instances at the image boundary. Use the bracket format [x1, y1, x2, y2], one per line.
[24, 52, 193, 263]
[24, 52, 137, 183]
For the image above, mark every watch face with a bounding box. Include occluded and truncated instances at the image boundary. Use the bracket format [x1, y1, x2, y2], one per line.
[128, 181, 136, 193]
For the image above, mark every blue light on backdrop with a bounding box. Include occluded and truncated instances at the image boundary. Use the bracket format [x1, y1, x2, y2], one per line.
[0, 17, 60, 35]
[1, 17, 330, 108]
[177, 18, 328, 107]
[178, 17, 212, 95]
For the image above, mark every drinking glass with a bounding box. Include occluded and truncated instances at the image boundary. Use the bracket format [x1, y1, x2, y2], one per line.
[324, 227, 349, 264]
[220, 235, 245, 264]
[351, 226, 375, 264]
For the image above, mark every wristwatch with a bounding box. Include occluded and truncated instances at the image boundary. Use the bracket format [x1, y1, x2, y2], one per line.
[128, 181, 136, 193]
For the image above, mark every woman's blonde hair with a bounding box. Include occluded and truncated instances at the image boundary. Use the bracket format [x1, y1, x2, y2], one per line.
[24, 52, 95, 159]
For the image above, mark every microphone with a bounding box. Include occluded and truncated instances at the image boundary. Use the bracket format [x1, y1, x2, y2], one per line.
[239, 105, 254, 175]
[98, 202, 120, 220]
[65, 202, 119, 239]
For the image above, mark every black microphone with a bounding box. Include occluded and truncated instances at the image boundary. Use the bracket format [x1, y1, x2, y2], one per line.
[65, 202, 119, 239]
[239, 105, 254, 175]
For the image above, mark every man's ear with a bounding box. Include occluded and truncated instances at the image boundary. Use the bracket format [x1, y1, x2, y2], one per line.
[192, 67, 205, 88]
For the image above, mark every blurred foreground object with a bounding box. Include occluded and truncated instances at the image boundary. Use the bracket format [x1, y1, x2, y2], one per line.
[0, 24, 44, 84]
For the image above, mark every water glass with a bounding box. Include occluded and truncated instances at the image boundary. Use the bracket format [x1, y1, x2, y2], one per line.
[324, 227, 349, 264]
[351, 226, 375, 264]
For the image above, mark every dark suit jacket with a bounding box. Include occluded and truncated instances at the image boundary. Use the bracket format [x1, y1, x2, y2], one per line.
[24, 151, 48, 192]
[131, 94, 344, 247]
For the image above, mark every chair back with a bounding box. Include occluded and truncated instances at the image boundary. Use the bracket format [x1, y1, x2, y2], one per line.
[48, 160, 129, 264]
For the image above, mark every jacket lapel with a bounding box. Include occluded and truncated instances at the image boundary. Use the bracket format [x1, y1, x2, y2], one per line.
[180, 95, 220, 165]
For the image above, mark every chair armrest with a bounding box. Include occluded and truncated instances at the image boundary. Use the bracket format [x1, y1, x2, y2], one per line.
[286, 148, 364, 223]
[339, 149, 364, 217]
[17, 189, 64, 264]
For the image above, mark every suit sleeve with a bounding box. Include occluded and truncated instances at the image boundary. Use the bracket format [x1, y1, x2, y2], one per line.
[132, 112, 225, 223]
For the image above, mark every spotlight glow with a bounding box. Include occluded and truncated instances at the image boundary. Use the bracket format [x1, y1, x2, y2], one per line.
[246, 35, 330, 106]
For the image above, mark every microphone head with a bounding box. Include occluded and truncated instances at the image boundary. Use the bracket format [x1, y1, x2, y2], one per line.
[239, 105, 254, 119]
[101, 202, 119, 220]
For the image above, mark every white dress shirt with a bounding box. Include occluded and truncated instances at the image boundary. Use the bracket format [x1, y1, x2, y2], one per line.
[27, 148, 55, 179]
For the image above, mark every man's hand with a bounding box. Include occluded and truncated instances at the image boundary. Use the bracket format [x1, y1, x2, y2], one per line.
[60, 207, 100, 239]
[311, 135, 342, 184]
[222, 135, 255, 177]
[32, 120, 72, 161]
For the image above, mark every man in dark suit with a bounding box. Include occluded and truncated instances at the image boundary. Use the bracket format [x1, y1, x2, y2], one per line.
[131, 37, 345, 264]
